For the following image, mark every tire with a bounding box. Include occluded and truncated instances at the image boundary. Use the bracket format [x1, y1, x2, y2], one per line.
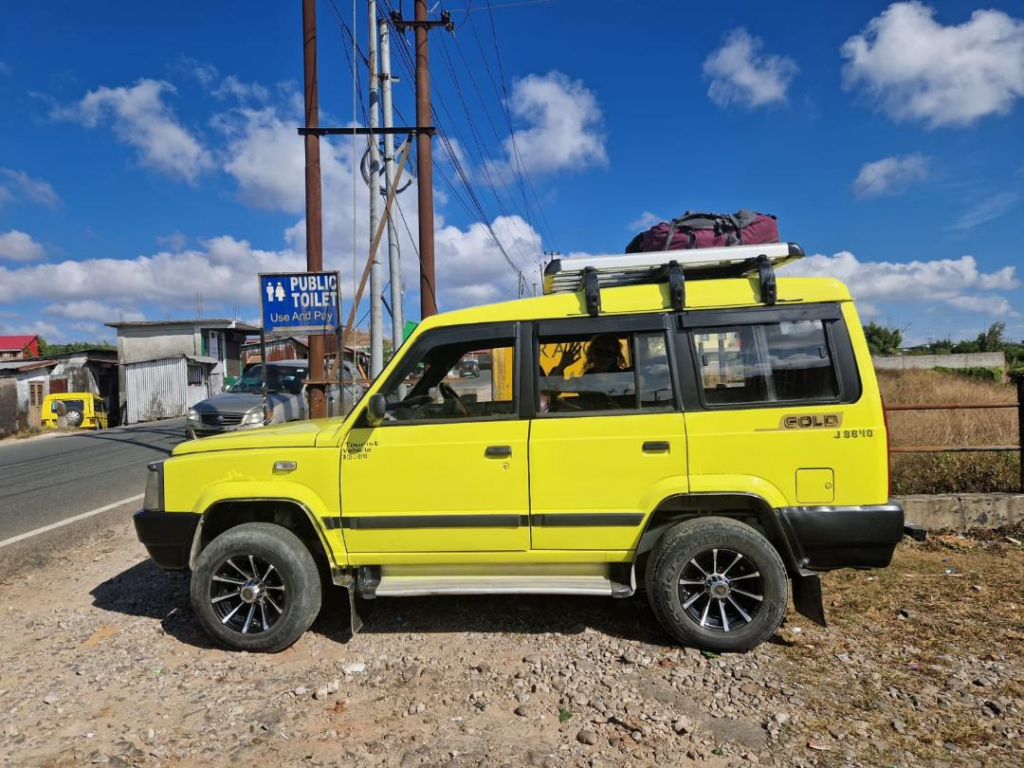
[190, 523, 322, 652]
[645, 517, 788, 653]
[65, 408, 83, 427]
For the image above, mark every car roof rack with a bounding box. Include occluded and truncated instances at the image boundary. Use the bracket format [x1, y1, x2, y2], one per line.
[542, 242, 804, 316]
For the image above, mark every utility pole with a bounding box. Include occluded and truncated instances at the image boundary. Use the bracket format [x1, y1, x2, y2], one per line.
[367, 0, 384, 378]
[379, 17, 404, 352]
[392, 3, 452, 319]
[302, 0, 327, 418]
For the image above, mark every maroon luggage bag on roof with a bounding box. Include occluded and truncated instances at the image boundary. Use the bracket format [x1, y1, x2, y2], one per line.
[625, 209, 779, 253]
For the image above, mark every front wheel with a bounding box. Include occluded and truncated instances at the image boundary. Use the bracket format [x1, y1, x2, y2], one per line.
[190, 523, 322, 652]
[646, 517, 788, 653]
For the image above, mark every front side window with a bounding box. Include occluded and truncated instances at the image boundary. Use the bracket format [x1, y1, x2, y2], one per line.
[694, 319, 839, 406]
[381, 336, 516, 422]
[537, 330, 674, 414]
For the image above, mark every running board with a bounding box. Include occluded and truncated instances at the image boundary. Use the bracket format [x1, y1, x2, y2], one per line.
[357, 563, 634, 599]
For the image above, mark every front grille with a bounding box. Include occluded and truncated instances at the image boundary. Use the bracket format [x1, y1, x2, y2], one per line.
[200, 413, 244, 427]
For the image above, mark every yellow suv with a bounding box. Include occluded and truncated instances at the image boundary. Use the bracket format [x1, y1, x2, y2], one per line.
[134, 243, 903, 653]
[41, 392, 109, 429]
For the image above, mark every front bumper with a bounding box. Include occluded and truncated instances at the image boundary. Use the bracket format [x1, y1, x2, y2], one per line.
[779, 501, 905, 571]
[133, 510, 200, 570]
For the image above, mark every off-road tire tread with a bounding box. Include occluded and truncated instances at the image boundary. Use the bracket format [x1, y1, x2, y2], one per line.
[645, 516, 788, 653]
[191, 522, 322, 653]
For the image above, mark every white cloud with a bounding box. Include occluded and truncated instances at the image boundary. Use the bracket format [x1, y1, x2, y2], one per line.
[0, 236, 303, 308]
[628, 212, 662, 231]
[216, 105, 311, 212]
[703, 28, 798, 109]
[0, 230, 46, 262]
[0, 320, 63, 341]
[44, 300, 145, 323]
[213, 75, 269, 103]
[156, 231, 188, 251]
[0, 168, 60, 208]
[841, 2, 1024, 128]
[483, 71, 606, 180]
[1, 80, 550, 338]
[787, 251, 1019, 317]
[949, 192, 1020, 231]
[852, 154, 930, 198]
[54, 79, 213, 182]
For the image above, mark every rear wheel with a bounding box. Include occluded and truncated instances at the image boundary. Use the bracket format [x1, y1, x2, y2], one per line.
[646, 517, 788, 652]
[190, 523, 322, 652]
[65, 408, 83, 427]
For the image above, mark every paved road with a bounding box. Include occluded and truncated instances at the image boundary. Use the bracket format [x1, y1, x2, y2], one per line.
[0, 418, 185, 543]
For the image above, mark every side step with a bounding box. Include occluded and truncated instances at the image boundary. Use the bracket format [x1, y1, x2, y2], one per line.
[357, 563, 634, 599]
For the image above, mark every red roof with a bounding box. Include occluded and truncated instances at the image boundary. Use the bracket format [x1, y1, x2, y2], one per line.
[0, 335, 40, 356]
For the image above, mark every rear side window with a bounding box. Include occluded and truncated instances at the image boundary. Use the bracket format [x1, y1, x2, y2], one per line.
[537, 330, 674, 413]
[693, 320, 839, 406]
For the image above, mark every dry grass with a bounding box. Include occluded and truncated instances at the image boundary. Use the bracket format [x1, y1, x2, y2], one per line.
[783, 530, 1024, 764]
[878, 370, 1021, 494]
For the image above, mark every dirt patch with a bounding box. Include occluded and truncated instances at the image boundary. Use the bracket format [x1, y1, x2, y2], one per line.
[0, 525, 1021, 767]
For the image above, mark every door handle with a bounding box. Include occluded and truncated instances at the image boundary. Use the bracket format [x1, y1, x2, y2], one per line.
[642, 441, 670, 453]
[485, 445, 512, 459]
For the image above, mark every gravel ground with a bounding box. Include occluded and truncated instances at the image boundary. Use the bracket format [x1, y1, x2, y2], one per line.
[0, 524, 1021, 767]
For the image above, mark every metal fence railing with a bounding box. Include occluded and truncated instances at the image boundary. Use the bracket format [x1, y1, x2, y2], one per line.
[885, 380, 1024, 492]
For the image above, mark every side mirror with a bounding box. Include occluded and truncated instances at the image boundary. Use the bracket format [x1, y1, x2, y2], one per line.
[365, 393, 387, 426]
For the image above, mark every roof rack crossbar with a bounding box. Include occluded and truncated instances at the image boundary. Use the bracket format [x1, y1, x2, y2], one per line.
[543, 242, 803, 314]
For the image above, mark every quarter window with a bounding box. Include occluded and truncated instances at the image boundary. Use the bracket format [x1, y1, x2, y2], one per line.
[537, 331, 674, 413]
[693, 320, 839, 406]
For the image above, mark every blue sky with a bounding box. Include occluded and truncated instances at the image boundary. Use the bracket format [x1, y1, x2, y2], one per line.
[0, 0, 1022, 345]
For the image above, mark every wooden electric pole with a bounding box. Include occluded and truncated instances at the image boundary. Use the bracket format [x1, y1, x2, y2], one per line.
[392, 3, 452, 319]
[302, 0, 328, 418]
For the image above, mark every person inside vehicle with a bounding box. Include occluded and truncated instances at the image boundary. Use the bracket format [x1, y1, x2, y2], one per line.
[546, 334, 630, 378]
[583, 333, 629, 374]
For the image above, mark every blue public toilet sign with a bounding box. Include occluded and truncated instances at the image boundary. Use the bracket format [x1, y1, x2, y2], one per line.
[259, 271, 340, 336]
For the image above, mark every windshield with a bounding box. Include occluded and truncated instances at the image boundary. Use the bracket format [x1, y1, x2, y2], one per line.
[229, 365, 307, 395]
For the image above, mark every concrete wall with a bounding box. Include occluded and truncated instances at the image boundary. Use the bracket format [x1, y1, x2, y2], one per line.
[49, 356, 101, 395]
[897, 494, 1023, 531]
[0, 379, 17, 436]
[117, 327, 201, 365]
[874, 352, 1005, 372]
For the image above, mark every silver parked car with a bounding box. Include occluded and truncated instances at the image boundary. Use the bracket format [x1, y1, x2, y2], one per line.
[186, 359, 365, 439]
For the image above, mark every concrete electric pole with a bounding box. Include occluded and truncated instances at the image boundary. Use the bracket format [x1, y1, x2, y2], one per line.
[379, 17, 405, 353]
[367, 0, 384, 378]
[302, 0, 327, 418]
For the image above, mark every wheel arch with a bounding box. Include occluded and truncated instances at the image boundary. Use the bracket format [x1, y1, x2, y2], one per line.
[188, 498, 337, 573]
[635, 492, 804, 576]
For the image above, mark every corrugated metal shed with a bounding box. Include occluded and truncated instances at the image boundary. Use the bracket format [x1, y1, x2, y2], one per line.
[124, 356, 216, 424]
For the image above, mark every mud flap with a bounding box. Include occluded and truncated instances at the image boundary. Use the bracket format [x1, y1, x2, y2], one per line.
[346, 585, 371, 635]
[791, 571, 827, 627]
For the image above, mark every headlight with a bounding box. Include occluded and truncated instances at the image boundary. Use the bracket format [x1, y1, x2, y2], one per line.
[143, 461, 164, 512]
[187, 408, 200, 421]
[244, 408, 270, 425]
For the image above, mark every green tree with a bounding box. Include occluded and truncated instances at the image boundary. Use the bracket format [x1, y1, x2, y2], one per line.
[37, 337, 115, 356]
[862, 323, 903, 356]
[977, 322, 1006, 352]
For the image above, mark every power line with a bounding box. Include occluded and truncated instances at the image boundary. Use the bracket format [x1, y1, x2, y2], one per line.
[323, 0, 536, 299]
[474, 0, 559, 251]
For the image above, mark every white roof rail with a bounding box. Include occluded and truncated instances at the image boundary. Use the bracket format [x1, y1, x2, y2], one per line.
[542, 242, 804, 315]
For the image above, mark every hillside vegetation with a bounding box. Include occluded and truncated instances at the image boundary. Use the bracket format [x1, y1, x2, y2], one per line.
[879, 369, 1020, 494]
